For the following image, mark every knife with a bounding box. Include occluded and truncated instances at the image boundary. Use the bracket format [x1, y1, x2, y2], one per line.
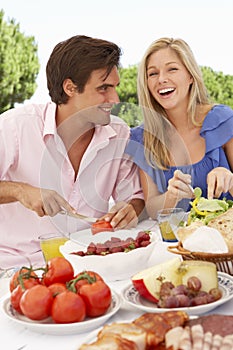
[59, 210, 97, 223]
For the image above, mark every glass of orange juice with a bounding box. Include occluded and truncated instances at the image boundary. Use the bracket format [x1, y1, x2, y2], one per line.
[38, 233, 68, 262]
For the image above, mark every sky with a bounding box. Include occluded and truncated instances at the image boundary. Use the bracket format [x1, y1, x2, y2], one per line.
[1, 0, 233, 104]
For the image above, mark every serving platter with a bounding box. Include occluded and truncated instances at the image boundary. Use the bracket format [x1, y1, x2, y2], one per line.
[0, 290, 121, 335]
[60, 229, 160, 281]
[122, 272, 233, 316]
[69, 227, 159, 246]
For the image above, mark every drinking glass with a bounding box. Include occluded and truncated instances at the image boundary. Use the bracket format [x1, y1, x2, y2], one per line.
[157, 208, 185, 242]
[38, 233, 68, 262]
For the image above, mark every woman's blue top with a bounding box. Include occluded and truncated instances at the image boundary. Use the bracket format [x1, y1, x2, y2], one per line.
[125, 104, 233, 211]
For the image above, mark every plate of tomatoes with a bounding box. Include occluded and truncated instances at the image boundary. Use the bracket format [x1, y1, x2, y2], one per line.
[1, 257, 121, 335]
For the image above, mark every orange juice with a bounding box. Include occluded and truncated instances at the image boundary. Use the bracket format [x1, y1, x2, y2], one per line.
[39, 234, 68, 262]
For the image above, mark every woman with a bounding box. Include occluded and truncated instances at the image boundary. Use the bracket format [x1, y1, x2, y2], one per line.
[126, 37, 233, 218]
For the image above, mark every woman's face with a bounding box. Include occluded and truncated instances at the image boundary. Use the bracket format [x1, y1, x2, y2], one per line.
[146, 47, 193, 112]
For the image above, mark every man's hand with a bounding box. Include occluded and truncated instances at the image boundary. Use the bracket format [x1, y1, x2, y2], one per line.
[101, 201, 139, 229]
[16, 183, 75, 217]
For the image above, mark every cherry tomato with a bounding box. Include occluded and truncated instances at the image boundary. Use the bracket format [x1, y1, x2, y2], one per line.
[42, 257, 74, 286]
[10, 284, 25, 314]
[51, 291, 86, 323]
[48, 283, 67, 297]
[91, 220, 113, 235]
[70, 271, 112, 317]
[20, 284, 53, 320]
[10, 267, 40, 292]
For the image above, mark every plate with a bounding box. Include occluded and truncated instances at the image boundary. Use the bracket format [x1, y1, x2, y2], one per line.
[69, 227, 159, 246]
[0, 290, 121, 335]
[61, 230, 160, 281]
[122, 272, 233, 316]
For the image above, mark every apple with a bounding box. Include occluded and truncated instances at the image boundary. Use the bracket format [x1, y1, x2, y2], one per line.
[132, 258, 218, 302]
[132, 257, 182, 302]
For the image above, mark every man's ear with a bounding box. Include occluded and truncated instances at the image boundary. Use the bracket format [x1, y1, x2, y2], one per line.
[63, 79, 76, 97]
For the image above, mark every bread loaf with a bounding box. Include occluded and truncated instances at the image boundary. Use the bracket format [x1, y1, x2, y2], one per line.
[176, 208, 233, 253]
[176, 221, 203, 243]
[207, 208, 233, 253]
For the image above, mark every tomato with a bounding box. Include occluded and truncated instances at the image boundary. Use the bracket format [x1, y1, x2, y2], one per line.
[48, 283, 67, 297]
[51, 291, 86, 323]
[9, 267, 40, 292]
[42, 257, 74, 286]
[69, 271, 112, 317]
[10, 284, 25, 314]
[68, 271, 104, 293]
[20, 284, 53, 320]
[79, 280, 112, 317]
[91, 220, 114, 235]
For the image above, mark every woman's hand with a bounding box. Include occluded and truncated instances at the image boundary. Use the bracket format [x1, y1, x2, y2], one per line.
[207, 167, 233, 199]
[167, 170, 195, 201]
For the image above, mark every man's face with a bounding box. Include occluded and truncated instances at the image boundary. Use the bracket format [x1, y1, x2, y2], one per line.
[71, 66, 120, 125]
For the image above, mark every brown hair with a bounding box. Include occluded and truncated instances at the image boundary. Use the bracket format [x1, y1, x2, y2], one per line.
[46, 35, 122, 104]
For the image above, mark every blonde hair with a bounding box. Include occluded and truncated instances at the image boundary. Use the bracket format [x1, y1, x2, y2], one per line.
[137, 37, 211, 169]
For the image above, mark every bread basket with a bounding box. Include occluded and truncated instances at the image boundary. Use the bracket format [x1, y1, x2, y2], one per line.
[167, 242, 233, 276]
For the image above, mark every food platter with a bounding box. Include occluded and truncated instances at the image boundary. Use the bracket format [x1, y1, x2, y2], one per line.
[122, 272, 233, 316]
[0, 290, 121, 335]
[69, 227, 159, 246]
[60, 229, 160, 281]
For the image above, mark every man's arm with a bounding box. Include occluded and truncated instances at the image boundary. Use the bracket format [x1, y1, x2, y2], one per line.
[0, 181, 76, 217]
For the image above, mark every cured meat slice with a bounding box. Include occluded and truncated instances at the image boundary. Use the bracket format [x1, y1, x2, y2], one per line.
[191, 324, 204, 350]
[188, 315, 233, 337]
[203, 332, 213, 350]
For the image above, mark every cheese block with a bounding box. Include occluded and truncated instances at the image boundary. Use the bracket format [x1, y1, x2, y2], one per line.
[177, 260, 218, 292]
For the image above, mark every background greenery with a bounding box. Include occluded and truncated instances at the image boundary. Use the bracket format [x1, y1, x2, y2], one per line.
[1, 9, 233, 126]
[0, 10, 40, 114]
[114, 65, 233, 126]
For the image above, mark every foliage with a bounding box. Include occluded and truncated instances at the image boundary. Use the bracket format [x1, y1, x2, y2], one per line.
[116, 65, 139, 105]
[116, 64, 233, 126]
[0, 10, 40, 114]
[112, 102, 143, 127]
[201, 66, 233, 109]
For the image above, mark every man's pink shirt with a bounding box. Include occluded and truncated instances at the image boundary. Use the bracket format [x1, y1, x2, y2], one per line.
[0, 102, 143, 268]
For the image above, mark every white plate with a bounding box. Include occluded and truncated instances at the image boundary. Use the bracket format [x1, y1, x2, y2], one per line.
[0, 290, 121, 335]
[69, 227, 158, 246]
[61, 230, 160, 281]
[122, 272, 233, 316]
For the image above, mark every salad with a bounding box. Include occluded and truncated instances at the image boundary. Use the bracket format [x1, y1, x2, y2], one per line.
[187, 187, 233, 225]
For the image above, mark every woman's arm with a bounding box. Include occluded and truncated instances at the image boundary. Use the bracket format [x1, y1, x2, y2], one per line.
[140, 169, 194, 219]
[207, 138, 233, 198]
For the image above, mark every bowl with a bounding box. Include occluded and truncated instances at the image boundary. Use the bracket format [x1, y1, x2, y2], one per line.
[60, 228, 160, 281]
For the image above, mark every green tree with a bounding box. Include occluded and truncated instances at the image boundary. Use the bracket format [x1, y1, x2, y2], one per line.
[0, 10, 40, 114]
[201, 66, 233, 109]
[112, 65, 142, 126]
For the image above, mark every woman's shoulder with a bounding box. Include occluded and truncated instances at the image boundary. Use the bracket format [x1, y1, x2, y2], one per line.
[201, 104, 233, 152]
[203, 104, 233, 129]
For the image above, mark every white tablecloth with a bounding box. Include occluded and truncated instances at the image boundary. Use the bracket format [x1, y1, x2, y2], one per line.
[1, 220, 233, 350]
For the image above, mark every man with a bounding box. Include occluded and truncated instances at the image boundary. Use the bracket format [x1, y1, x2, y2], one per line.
[0, 35, 144, 269]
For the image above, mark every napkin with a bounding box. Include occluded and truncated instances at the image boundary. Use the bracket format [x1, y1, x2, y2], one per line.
[183, 226, 229, 253]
